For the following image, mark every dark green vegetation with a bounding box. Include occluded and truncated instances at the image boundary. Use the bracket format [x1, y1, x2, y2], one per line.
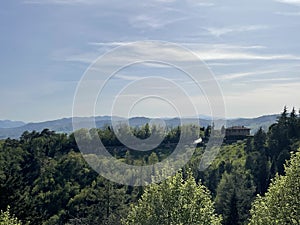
[0, 107, 299, 224]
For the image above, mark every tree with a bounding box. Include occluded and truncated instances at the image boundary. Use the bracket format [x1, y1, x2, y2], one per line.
[248, 151, 300, 225]
[267, 107, 293, 176]
[278, 106, 289, 126]
[0, 206, 22, 225]
[215, 169, 255, 225]
[253, 127, 267, 153]
[246, 128, 270, 195]
[144, 123, 150, 139]
[244, 137, 253, 154]
[67, 176, 127, 225]
[123, 170, 222, 225]
[0, 140, 29, 221]
[288, 107, 299, 139]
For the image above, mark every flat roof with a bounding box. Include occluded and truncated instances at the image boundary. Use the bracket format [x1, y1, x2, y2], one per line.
[226, 126, 251, 130]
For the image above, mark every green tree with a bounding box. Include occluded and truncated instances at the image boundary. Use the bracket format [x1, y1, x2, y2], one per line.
[246, 128, 270, 195]
[267, 107, 293, 176]
[0, 206, 22, 225]
[67, 176, 127, 225]
[215, 169, 255, 225]
[148, 152, 159, 164]
[248, 151, 300, 225]
[124, 170, 222, 225]
[253, 127, 267, 153]
[288, 107, 299, 139]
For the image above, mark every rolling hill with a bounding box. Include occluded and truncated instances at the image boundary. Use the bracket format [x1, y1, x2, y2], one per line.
[0, 115, 279, 139]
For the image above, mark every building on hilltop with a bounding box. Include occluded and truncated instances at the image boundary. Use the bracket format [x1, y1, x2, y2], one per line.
[225, 126, 251, 142]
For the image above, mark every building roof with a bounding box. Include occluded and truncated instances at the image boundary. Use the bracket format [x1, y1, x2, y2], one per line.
[226, 126, 251, 130]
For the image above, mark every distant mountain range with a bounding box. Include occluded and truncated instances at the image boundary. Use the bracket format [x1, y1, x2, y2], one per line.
[0, 120, 26, 129]
[0, 114, 279, 139]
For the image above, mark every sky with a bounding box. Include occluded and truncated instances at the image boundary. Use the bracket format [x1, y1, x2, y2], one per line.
[1, 0, 300, 122]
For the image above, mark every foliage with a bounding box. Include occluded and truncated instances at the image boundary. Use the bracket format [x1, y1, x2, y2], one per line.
[248, 151, 300, 225]
[123, 170, 222, 225]
[0, 107, 300, 224]
[0, 130, 134, 224]
[0, 206, 22, 225]
[215, 169, 255, 225]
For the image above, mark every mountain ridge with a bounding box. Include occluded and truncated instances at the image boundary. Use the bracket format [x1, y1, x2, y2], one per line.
[0, 114, 279, 139]
[0, 120, 26, 129]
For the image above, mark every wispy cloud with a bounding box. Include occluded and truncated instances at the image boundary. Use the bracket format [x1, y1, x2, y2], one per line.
[88, 42, 132, 47]
[218, 70, 278, 81]
[54, 42, 300, 64]
[129, 14, 190, 29]
[206, 25, 269, 37]
[184, 43, 266, 50]
[195, 50, 300, 61]
[244, 77, 299, 83]
[275, 0, 300, 6]
[114, 74, 145, 81]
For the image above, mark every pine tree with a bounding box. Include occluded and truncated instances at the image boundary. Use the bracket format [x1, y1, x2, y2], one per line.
[215, 170, 255, 225]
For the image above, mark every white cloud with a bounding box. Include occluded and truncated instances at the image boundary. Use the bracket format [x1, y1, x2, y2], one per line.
[218, 69, 279, 81]
[189, 43, 287, 61]
[206, 25, 268, 37]
[55, 42, 300, 65]
[129, 14, 190, 29]
[114, 74, 145, 81]
[184, 43, 266, 50]
[129, 15, 166, 29]
[88, 42, 132, 47]
[195, 50, 300, 61]
[244, 77, 299, 83]
[275, 0, 300, 6]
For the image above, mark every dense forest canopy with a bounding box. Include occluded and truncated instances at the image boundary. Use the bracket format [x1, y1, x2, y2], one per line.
[0, 107, 300, 225]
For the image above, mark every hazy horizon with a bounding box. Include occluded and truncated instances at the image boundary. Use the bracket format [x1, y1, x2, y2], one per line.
[1, 111, 281, 124]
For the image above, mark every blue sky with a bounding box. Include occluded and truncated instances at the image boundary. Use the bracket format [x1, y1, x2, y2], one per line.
[1, 0, 300, 122]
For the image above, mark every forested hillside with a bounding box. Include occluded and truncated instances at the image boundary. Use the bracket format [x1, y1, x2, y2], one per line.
[0, 107, 299, 225]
